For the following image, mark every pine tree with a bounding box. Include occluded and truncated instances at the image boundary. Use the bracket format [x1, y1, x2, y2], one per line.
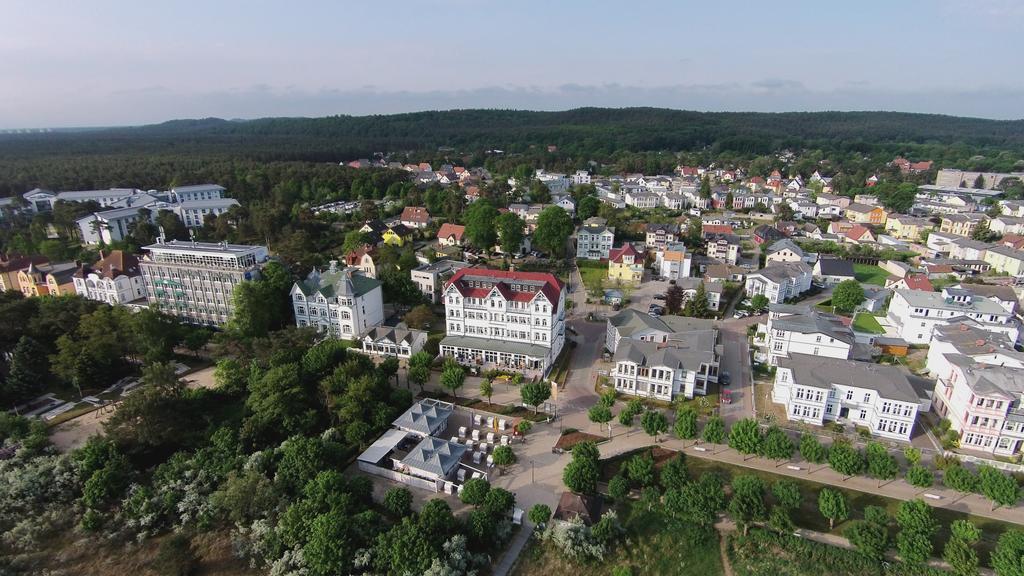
[4, 336, 47, 405]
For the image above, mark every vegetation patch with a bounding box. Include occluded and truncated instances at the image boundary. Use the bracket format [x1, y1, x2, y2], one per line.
[852, 312, 885, 334]
[853, 264, 890, 286]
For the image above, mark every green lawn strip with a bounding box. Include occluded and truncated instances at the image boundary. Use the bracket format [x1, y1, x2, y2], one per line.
[852, 312, 884, 334]
[852, 264, 889, 286]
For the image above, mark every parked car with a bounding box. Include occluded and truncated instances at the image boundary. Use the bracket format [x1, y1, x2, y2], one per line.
[720, 372, 731, 386]
[721, 389, 732, 404]
[653, 294, 666, 301]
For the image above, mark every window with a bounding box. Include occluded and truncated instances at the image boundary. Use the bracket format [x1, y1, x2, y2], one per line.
[858, 410, 867, 420]
[845, 390, 854, 401]
[863, 393, 871, 403]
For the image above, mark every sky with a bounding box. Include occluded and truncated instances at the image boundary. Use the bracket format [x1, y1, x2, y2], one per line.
[2, 0, 1024, 129]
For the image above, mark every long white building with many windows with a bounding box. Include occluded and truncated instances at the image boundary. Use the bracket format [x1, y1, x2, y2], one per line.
[291, 261, 384, 339]
[773, 353, 922, 441]
[440, 268, 565, 374]
[140, 239, 269, 326]
[887, 287, 1019, 345]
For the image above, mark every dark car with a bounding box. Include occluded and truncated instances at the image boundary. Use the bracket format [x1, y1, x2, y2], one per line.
[720, 372, 731, 386]
[653, 294, 666, 301]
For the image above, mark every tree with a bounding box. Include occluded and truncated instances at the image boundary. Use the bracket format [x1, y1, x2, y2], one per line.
[760, 481, 795, 515]
[495, 211, 526, 255]
[831, 280, 866, 313]
[761, 426, 794, 463]
[971, 218, 994, 242]
[641, 410, 668, 442]
[729, 474, 767, 535]
[439, 361, 465, 398]
[866, 442, 899, 487]
[483, 487, 516, 516]
[528, 503, 552, 527]
[828, 441, 864, 479]
[460, 477, 491, 505]
[683, 283, 711, 318]
[660, 454, 688, 491]
[903, 446, 922, 466]
[419, 498, 457, 541]
[896, 499, 938, 567]
[699, 175, 712, 199]
[799, 433, 827, 464]
[383, 486, 413, 517]
[665, 473, 725, 528]
[2, 335, 47, 405]
[479, 379, 494, 404]
[342, 230, 368, 254]
[588, 402, 614, 434]
[728, 418, 763, 459]
[703, 415, 725, 444]
[407, 351, 433, 391]
[533, 206, 574, 258]
[578, 195, 600, 220]
[563, 441, 600, 495]
[906, 464, 934, 488]
[664, 284, 685, 314]
[625, 452, 655, 487]
[153, 533, 198, 576]
[818, 488, 849, 530]
[674, 407, 698, 441]
[492, 445, 516, 474]
[749, 294, 769, 312]
[944, 519, 981, 576]
[992, 530, 1024, 576]
[846, 518, 890, 562]
[182, 327, 212, 358]
[464, 199, 500, 251]
[521, 381, 551, 414]
[608, 474, 629, 501]
[979, 465, 1020, 510]
[944, 463, 979, 494]
[974, 174, 986, 189]
[404, 304, 436, 329]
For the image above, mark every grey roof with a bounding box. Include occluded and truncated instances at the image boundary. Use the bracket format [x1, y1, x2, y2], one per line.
[895, 289, 1008, 315]
[172, 184, 225, 193]
[752, 261, 812, 283]
[608, 308, 672, 337]
[985, 244, 1024, 261]
[177, 198, 239, 210]
[440, 334, 551, 358]
[400, 436, 468, 477]
[815, 257, 855, 278]
[772, 311, 855, 344]
[945, 356, 1024, 400]
[778, 353, 919, 403]
[361, 325, 427, 347]
[614, 337, 717, 371]
[768, 303, 813, 315]
[676, 277, 723, 294]
[413, 259, 472, 275]
[955, 283, 1018, 303]
[578, 223, 614, 236]
[931, 319, 1019, 355]
[845, 202, 877, 214]
[295, 267, 381, 299]
[767, 239, 803, 257]
[357, 429, 409, 464]
[392, 399, 453, 436]
[645, 223, 680, 234]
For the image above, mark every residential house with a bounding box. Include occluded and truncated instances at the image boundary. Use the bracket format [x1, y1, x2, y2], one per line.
[816, 194, 852, 209]
[989, 216, 1024, 236]
[925, 319, 1023, 380]
[765, 239, 815, 266]
[344, 245, 378, 279]
[72, 250, 145, 305]
[753, 224, 787, 245]
[812, 257, 856, 286]
[645, 223, 680, 251]
[940, 214, 988, 237]
[411, 259, 471, 304]
[886, 215, 933, 241]
[773, 354, 921, 441]
[676, 278, 723, 311]
[291, 262, 384, 339]
[705, 234, 741, 266]
[604, 308, 715, 353]
[843, 225, 876, 245]
[554, 196, 576, 214]
[437, 223, 466, 247]
[608, 244, 644, 285]
[705, 263, 746, 283]
[624, 190, 659, 209]
[655, 244, 692, 282]
[0, 254, 48, 292]
[984, 245, 1024, 277]
[886, 273, 933, 292]
[744, 261, 813, 304]
[948, 237, 991, 261]
[382, 224, 413, 246]
[18, 262, 78, 297]
[576, 220, 615, 260]
[763, 309, 856, 365]
[886, 287, 1019, 345]
[613, 332, 720, 401]
[953, 284, 1018, 315]
[701, 224, 734, 238]
[440, 268, 565, 374]
[399, 206, 431, 229]
[845, 203, 887, 226]
[359, 325, 428, 359]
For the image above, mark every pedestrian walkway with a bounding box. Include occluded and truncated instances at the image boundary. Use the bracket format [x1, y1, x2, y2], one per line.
[492, 520, 534, 576]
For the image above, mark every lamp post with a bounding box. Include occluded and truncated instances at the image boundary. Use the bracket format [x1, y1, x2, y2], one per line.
[531, 459, 535, 483]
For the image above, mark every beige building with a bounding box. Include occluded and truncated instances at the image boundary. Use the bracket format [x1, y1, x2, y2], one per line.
[17, 262, 78, 297]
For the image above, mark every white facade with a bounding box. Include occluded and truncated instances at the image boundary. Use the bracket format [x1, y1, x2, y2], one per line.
[172, 184, 225, 202]
[886, 288, 1019, 345]
[932, 359, 1024, 456]
[291, 262, 385, 339]
[656, 247, 692, 282]
[613, 335, 719, 401]
[440, 269, 566, 374]
[744, 262, 813, 304]
[773, 354, 920, 441]
[576, 223, 615, 260]
[72, 251, 145, 305]
[175, 198, 239, 228]
[763, 311, 854, 366]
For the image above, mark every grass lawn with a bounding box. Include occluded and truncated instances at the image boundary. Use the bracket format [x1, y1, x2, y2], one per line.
[853, 264, 889, 286]
[578, 265, 608, 296]
[852, 312, 884, 334]
[513, 501, 724, 576]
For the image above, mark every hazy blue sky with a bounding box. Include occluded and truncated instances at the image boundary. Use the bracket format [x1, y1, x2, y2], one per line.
[3, 0, 1024, 128]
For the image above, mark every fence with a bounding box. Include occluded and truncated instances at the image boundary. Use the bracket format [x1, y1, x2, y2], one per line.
[357, 461, 440, 492]
[947, 451, 1024, 474]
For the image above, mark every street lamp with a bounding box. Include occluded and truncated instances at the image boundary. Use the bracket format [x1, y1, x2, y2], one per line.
[531, 459, 535, 483]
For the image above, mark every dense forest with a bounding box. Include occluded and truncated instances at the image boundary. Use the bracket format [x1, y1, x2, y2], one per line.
[1, 108, 1024, 198]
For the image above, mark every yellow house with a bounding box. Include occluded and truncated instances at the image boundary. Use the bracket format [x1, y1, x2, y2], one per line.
[885, 215, 932, 240]
[984, 245, 1024, 277]
[845, 203, 887, 226]
[608, 244, 643, 285]
[382, 224, 413, 247]
[17, 262, 78, 297]
[0, 254, 49, 292]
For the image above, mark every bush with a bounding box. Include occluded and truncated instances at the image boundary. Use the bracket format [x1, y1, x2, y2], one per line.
[153, 533, 198, 576]
[608, 474, 629, 501]
[383, 486, 413, 517]
[528, 503, 552, 526]
[460, 478, 491, 505]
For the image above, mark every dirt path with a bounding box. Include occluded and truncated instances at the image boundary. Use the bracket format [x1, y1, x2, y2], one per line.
[50, 404, 117, 452]
[714, 519, 737, 576]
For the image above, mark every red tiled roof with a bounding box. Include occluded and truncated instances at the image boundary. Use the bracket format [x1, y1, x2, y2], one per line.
[902, 274, 933, 292]
[445, 268, 563, 310]
[702, 224, 734, 235]
[401, 206, 430, 223]
[436, 223, 466, 241]
[75, 250, 140, 280]
[845, 225, 872, 240]
[0, 253, 49, 273]
[609, 244, 640, 264]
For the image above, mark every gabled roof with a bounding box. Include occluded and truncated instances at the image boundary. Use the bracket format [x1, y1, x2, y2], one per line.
[400, 206, 431, 223]
[750, 261, 811, 284]
[75, 250, 141, 280]
[767, 239, 803, 256]
[445, 267, 563, 308]
[815, 257, 855, 278]
[294, 267, 382, 299]
[773, 310, 855, 344]
[901, 274, 933, 292]
[436, 223, 466, 242]
[362, 219, 389, 234]
[392, 398, 453, 436]
[779, 353, 919, 403]
[609, 244, 641, 264]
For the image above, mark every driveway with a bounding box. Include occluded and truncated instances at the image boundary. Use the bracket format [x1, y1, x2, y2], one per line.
[718, 316, 761, 425]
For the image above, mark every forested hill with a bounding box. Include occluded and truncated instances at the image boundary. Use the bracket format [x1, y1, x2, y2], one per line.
[3, 108, 1024, 162]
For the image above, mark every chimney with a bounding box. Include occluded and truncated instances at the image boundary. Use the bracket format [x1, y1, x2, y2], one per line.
[328, 260, 338, 273]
